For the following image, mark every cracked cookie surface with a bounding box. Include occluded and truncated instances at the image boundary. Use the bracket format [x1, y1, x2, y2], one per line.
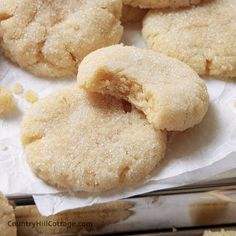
[0, 0, 123, 78]
[142, 0, 236, 77]
[123, 0, 202, 9]
[21, 86, 166, 193]
[78, 45, 209, 131]
[0, 0, 16, 20]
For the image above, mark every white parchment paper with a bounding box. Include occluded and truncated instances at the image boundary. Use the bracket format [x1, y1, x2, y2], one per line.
[0, 22, 236, 216]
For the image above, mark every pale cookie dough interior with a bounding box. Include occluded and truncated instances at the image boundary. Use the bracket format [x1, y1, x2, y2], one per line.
[0, 193, 17, 236]
[21, 86, 166, 193]
[0, 0, 123, 78]
[123, 0, 202, 9]
[142, 0, 236, 78]
[78, 45, 209, 131]
[0, 86, 15, 116]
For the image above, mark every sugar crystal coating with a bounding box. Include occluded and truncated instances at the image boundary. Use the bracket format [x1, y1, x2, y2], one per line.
[21, 86, 167, 193]
[142, 0, 236, 77]
[0, 0, 123, 78]
[203, 230, 236, 236]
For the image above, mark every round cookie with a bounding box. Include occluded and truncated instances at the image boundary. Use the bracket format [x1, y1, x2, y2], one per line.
[21, 86, 167, 193]
[123, 0, 202, 9]
[142, 0, 236, 78]
[0, 192, 17, 236]
[121, 4, 147, 23]
[0, 0, 123, 78]
[78, 45, 209, 131]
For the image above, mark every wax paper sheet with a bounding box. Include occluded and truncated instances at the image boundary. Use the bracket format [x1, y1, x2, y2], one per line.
[0, 22, 236, 216]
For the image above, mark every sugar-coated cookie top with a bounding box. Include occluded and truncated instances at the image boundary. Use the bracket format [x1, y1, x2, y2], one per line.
[123, 0, 202, 9]
[0, 0, 123, 78]
[21, 86, 166, 193]
[142, 0, 236, 77]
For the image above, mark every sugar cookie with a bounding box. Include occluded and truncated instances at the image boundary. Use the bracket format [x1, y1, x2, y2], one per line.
[0, 0, 123, 78]
[142, 0, 236, 77]
[78, 45, 209, 131]
[21, 86, 166, 193]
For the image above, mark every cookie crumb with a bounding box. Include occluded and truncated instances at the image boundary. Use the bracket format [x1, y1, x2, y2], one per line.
[0, 86, 15, 115]
[24, 90, 38, 103]
[13, 83, 24, 95]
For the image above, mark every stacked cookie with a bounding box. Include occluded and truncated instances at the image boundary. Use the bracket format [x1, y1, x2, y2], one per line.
[21, 45, 209, 193]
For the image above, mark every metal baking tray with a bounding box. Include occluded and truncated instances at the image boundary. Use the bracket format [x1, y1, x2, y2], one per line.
[8, 177, 236, 235]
